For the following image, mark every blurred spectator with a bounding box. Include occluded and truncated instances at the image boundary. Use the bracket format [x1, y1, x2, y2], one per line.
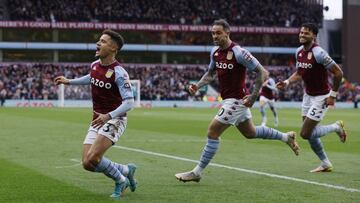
[0, 10, 4, 20]
[0, 80, 6, 106]
[7, 0, 323, 27]
[355, 87, 360, 109]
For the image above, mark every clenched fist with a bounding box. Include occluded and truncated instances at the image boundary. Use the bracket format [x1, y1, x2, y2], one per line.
[188, 84, 198, 95]
[276, 80, 288, 90]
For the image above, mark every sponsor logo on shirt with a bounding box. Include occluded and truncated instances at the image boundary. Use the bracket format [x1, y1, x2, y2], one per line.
[91, 77, 112, 89]
[216, 62, 234, 69]
[296, 62, 313, 69]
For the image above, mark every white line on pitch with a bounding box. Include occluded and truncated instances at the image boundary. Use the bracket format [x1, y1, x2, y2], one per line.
[114, 145, 360, 193]
[55, 158, 81, 169]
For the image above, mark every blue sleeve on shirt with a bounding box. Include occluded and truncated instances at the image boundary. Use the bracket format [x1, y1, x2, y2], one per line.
[312, 46, 336, 69]
[266, 78, 277, 91]
[114, 66, 134, 100]
[295, 46, 303, 63]
[69, 74, 91, 85]
[208, 46, 218, 71]
[232, 45, 259, 71]
[108, 66, 135, 118]
[109, 98, 134, 118]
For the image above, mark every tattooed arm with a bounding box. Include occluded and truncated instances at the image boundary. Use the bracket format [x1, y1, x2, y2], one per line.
[189, 69, 216, 95]
[325, 63, 343, 106]
[243, 64, 268, 107]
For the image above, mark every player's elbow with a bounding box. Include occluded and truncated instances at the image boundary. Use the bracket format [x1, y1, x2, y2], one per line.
[125, 98, 135, 111]
[263, 69, 269, 80]
[336, 68, 343, 78]
[333, 65, 343, 78]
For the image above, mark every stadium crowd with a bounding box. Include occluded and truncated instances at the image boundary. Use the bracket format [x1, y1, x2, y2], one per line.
[8, 0, 322, 27]
[0, 63, 357, 103]
[164, 32, 299, 47]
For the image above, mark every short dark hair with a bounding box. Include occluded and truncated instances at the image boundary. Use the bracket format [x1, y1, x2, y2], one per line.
[102, 29, 124, 51]
[301, 23, 318, 36]
[213, 19, 230, 32]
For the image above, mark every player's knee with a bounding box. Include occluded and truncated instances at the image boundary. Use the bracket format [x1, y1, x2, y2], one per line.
[83, 153, 100, 171]
[243, 131, 256, 139]
[82, 159, 95, 171]
[238, 127, 256, 139]
[300, 130, 311, 140]
[207, 129, 220, 140]
[207, 132, 219, 140]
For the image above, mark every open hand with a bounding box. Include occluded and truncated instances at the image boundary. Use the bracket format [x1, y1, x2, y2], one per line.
[54, 76, 70, 85]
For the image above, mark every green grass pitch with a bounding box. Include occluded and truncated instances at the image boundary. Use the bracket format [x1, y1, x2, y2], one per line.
[0, 107, 359, 202]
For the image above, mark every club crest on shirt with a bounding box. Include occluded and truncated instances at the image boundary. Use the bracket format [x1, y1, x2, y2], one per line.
[226, 51, 233, 60]
[105, 69, 114, 78]
[307, 52, 312, 60]
[92, 66, 96, 70]
[214, 52, 219, 56]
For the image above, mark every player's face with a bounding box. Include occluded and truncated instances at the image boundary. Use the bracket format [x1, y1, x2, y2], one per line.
[95, 34, 117, 58]
[211, 25, 229, 47]
[299, 27, 316, 45]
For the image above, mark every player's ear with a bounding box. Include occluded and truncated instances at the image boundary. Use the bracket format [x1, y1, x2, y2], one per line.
[223, 29, 230, 37]
[110, 42, 118, 52]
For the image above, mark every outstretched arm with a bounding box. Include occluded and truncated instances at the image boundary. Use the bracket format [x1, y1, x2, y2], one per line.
[54, 74, 91, 85]
[243, 64, 268, 107]
[276, 71, 302, 90]
[190, 46, 218, 95]
[188, 69, 216, 95]
[54, 76, 70, 85]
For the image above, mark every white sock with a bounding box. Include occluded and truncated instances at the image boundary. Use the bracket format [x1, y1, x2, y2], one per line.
[122, 165, 129, 176]
[281, 134, 288, 143]
[192, 165, 203, 175]
[321, 159, 332, 167]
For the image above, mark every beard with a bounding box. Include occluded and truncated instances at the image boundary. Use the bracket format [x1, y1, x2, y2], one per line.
[299, 39, 310, 45]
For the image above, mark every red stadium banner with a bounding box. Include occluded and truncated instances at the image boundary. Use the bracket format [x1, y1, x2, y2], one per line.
[0, 21, 299, 34]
